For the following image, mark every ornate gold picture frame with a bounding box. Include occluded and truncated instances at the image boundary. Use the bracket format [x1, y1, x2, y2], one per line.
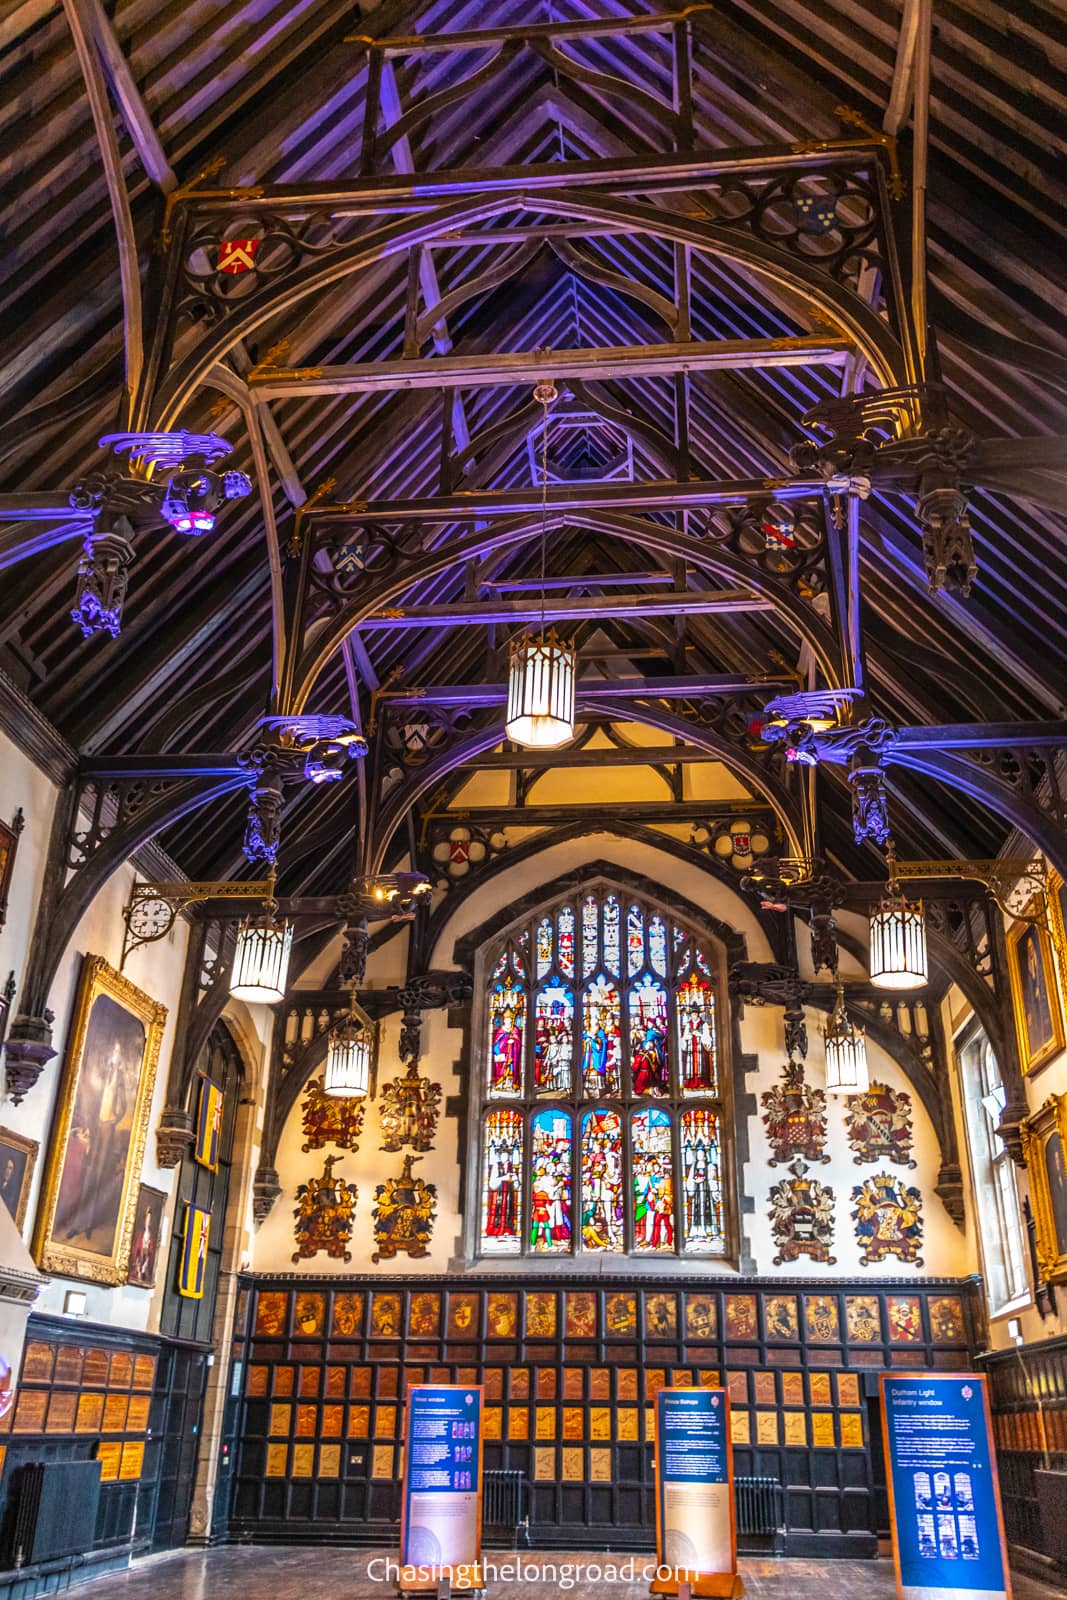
[0, 1126, 38, 1230]
[1006, 900, 1065, 1075]
[33, 955, 167, 1284]
[1021, 1093, 1067, 1282]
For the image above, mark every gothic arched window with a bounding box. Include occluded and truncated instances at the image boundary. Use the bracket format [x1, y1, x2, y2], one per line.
[476, 884, 730, 1260]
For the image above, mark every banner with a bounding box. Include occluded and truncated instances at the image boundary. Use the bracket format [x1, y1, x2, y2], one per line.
[652, 1387, 743, 1599]
[881, 1373, 1011, 1600]
[399, 1384, 483, 1590]
[195, 1077, 223, 1171]
[178, 1204, 210, 1298]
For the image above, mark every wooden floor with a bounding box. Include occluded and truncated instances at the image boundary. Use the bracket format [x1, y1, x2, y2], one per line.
[64, 1548, 1064, 1600]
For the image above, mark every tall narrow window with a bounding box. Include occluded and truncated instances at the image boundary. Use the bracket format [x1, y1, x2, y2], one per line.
[957, 1027, 1028, 1312]
[475, 883, 731, 1259]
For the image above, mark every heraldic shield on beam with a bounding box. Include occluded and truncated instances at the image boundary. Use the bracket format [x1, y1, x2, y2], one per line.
[769, 1158, 837, 1265]
[761, 1060, 830, 1166]
[301, 1074, 365, 1153]
[372, 1153, 437, 1262]
[845, 1080, 916, 1168]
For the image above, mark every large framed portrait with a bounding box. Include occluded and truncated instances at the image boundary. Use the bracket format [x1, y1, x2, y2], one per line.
[0, 1126, 38, 1229]
[1022, 1094, 1067, 1282]
[33, 956, 167, 1284]
[1006, 904, 1065, 1075]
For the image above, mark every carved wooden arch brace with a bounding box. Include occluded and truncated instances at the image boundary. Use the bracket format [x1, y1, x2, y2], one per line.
[146, 189, 908, 429]
[368, 711, 806, 876]
[291, 507, 843, 708]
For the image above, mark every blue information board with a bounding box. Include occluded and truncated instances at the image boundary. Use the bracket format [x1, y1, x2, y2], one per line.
[881, 1374, 1010, 1600]
[654, 1388, 739, 1595]
[400, 1385, 483, 1584]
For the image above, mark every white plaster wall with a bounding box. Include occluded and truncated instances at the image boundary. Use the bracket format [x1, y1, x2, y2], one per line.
[0, 731, 192, 1332]
[252, 831, 972, 1279]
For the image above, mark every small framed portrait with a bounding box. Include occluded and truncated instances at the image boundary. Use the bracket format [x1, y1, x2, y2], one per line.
[1022, 1094, 1067, 1282]
[0, 808, 24, 927]
[0, 1126, 37, 1229]
[1007, 906, 1065, 1075]
[33, 956, 167, 1284]
[126, 1183, 166, 1287]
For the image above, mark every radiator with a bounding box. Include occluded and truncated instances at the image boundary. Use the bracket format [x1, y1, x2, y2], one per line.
[8, 1460, 103, 1567]
[482, 1469, 530, 1547]
[734, 1475, 783, 1537]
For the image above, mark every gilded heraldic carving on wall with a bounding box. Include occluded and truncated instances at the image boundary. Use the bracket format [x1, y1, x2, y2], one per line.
[852, 1170, 924, 1266]
[301, 1074, 364, 1153]
[378, 1060, 442, 1153]
[372, 1153, 437, 1262]
[292, 1154, 356, 1263]
[768, 1159, 836, 1265]
[846, 1080, 916, 1168]
[761, 1060, 829, 1165]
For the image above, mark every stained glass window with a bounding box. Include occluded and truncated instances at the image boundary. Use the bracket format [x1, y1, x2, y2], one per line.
[481, 1107, 523, 1253]
[477, 883, 728, 1258]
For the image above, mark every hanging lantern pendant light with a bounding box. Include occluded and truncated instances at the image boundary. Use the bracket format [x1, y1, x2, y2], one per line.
[505, 380, 576, 751]
[324, 1004, 370, 1099]
[869, 841, 928, 990]
[229, 890, 294, 1005]
[824, 983, 869, 1094]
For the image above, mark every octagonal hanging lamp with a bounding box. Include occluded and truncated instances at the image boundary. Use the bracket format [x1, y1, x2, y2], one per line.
[824, 985, 869, 1094]
[505, 377, 577, 752]
[229, 909, 294, 1004]
[324, 1010, 371, 1099]
[869, 842, 928, 990]
[505, 629, 576, 749]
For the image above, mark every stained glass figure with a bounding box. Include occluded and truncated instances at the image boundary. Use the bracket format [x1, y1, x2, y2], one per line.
[581, 973, 622, 1096]
[580, 1109, 624, 1251]
[681, 1106, 723, 1249]
[481, 1108, 523, 1252]
[627, 904, 644, 975]
[632, 1107, 674, 1249]
[676, 970, 717, 1093]
[530, 1108, 572, 1252]
[603, 895, 621, 975]
[629, 976, 670, 1096]
[534, 981, 573, 1094]
[582, 895, 598, 976]
[649, 915, 667, 976]
[488, 965, 526, 1095]
[557, 905, 575, 977]
[536, 917, 553, 979]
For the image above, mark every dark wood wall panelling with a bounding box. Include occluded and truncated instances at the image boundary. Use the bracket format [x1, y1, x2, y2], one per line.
[229, 1274, 981, 1556]
[0, 1314, 211, 1593]
[978, 1334, 1067, 1575]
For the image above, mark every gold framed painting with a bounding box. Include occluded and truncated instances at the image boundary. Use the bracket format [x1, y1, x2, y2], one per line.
[33, 956, 167, 1284]
[0, 1126, 38, 1229]
[1021, 1093, 1067, 1281]
[1007, 904, 1065, 1075]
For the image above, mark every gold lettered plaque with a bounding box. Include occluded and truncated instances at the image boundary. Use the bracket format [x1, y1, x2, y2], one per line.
[534, 1447, 556, 1481]
[22, 1342, 55, 1384]
[75, 1393, 104, 1433]
[372, 1445, 394, 1478]
[589, 1367, 611, 1400]
[590, 1407, 611, 1440]
[784, 1412, 807, 1446]
[510, 1367, 530, 1398]
[126, 1394, 151, 1432]
[45, 1392, 78, 1433]
[731, 1409, 751, 1445]
[840, 1411, 865, 1448]
[13, 1391, 47, 1434]
[535, 1407, 555, 1439]
[95, 1441, 122, 1482]
[274, 1366, 295, 1397]
[727, 1371, 747, 1405]
[617, 1368, 639, 1400]
[756, 1411, 779, 1445]
[562, 1406, 583, 1440]
[508, 1406, 529, 1440]
[483, 1368, 504, 1400]
[809, 1372, 832, 1406]
[754, 1371, 776, 1406]
[318, 1443, 341, 1476]
[562, 1446, 584, 1481]
[811, 1412, 836, 1448]
[102, 1394, 128, 1433]
[699, 1368, 721, 1388]
[295, 1403, 317, 1438]
[298, 1366, 321, 1398]
[374, 1404, 397, 1437]
[265, 1443, 288, 1477]
[321, 1405, 343, 1438]
[562, 1367, 583, 1399]
[483, 1407, 502, 1440]
[782, 1371, 805, 1406]
[617, 1408, 639, 1440]
[83, 1348, 110, 1386]
[109, 1352, 133, 1389]
[836, 1372, 860, 1408]
[589, 1447, 612, 1482]
[54, 1346, 85, 1386]
[119, 1441, 144, 1480]
[536, 1369, 557, 1399]
[246, 1365, 269, 1397]
[291, 1443, 315, 1478]
[268, 1403, 292, 1437]
[325, 1366, 346, 1398]
[348, 1404, 370, 1437]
